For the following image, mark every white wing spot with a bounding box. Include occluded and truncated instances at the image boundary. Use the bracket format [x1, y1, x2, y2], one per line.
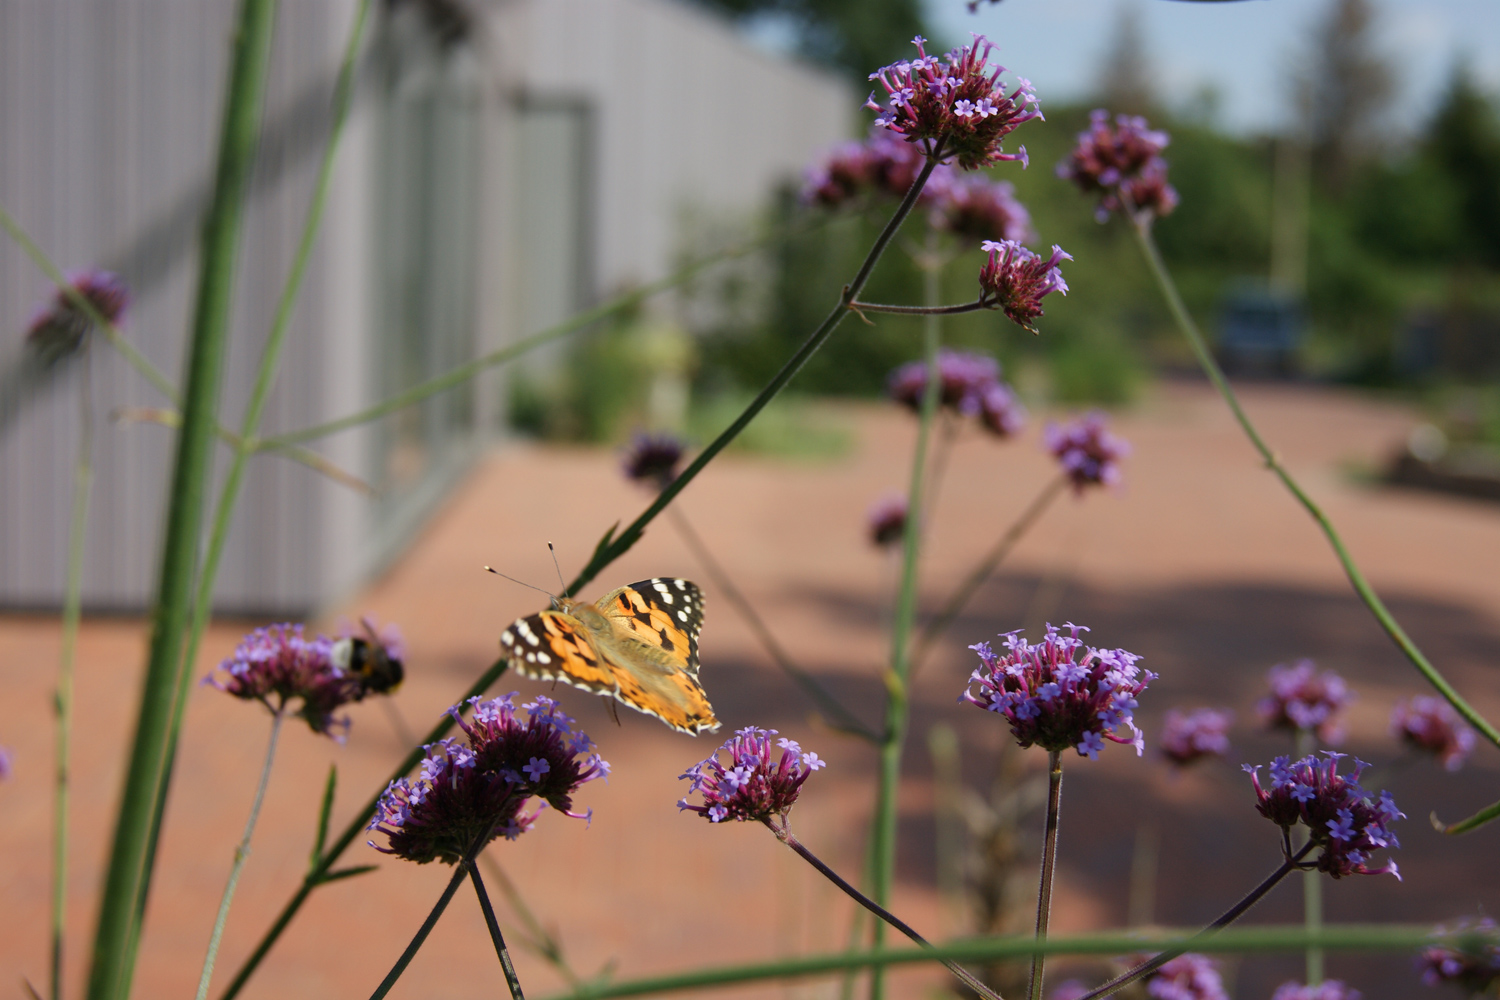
[526, 633, 540, 646]
[500, 632, 515, 646]
[674, 578, 687, 587]
[677, 610, 688, 621]
[525, 652, 537, 662]
[536, 651, 551, 665]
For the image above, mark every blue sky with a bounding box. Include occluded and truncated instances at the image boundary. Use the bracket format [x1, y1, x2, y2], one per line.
[932, 0, 1500, 137]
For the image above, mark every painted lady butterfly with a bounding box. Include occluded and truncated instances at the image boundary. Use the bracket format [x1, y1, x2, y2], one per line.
[499, 578, 719, 735]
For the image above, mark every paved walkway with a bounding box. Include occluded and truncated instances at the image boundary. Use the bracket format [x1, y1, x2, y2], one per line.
[2, 381, 1497, 999]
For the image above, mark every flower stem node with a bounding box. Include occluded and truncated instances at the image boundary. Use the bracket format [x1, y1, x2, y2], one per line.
[977, 240, 1070, 333]
[678, 727, 825, 828]
[962, 623, 1154, 759]
[1244, 752, 1403, 879]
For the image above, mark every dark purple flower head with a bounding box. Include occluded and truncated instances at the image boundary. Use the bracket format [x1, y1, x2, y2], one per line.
[961, 623, 1155, 759]
[208, 624, 361, 737]
[1045, 411, 1130, 492]
[368, 694, 607, 864]
[26, 269, 129, 358]
[1258, 660, 1353, 743]
[865, 35, 1041, 171]
[1270, 982, 1361, 1000]
[1418, 918, 1500, 994]
[1244, 752, 1403, 880]
[678, 726, 825, 828]
[887, 349, 999, 413]
[622, 431, 687, 489]
[1144, 953, 1228, 1000]
[802, 129, 955, 208]
[930, 175, 1035, 244]
[867, 492, 908, 548]
[977, 240, 1070, 333]
[1057, 110, 1178, 222]
[1160, 708, 1233, 768]
[1391, 696, 1475, 772]
[976, 381, 1027, 437]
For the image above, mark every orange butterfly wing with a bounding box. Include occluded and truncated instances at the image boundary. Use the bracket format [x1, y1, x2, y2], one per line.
[499, 609, 616, 692]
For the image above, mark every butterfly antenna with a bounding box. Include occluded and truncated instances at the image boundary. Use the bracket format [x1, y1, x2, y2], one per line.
[483, 566, 557, 601]
[547, 542, 569, 599]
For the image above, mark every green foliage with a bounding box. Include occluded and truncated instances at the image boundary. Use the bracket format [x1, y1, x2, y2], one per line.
[689, 0, 929, 80]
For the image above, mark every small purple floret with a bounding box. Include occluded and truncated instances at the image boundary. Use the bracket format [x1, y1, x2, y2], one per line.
[678, 726, 824, 828]
[961, 623, 1155, 759]
[1159, 708, 1232, 767]
[208, 624, 359, 737]
[977, 239, 1070, 333]
[1045, 411, 1130, 492]
[1258, 659, 1352, 743]
[1391, 695, 1475, 772]
[1418, 917, 1500, 993]
[1269, 982, 1361, 1000]
[1057, 110, 1179, 222]
[1244, 752, 1403, 880]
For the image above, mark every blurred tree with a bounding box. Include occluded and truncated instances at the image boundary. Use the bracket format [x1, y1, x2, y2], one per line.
[1301, 0, 1394, 194]
[690, 0, 931, 79]
[1423, 60, 1500, 268]
[1094, 3, 1157, 115]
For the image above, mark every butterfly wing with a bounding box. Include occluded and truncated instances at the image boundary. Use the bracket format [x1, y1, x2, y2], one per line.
[499, 610, 617, 694]
[593, 579, 718, 736]
[596, 578, 705, 677]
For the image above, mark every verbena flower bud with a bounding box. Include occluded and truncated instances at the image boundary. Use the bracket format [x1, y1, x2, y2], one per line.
[865, 35, 1041, 170]
[962, 623, 1155, 759]
[678, 726, 825, 827]
[1057, 110, 1178, 222]
[1045, 411, 1130, 491]
[622, 431, 687, 489]
[977, 239, 1070, 333]
[1244, 751, 1403, 880]
[368, 694, 607, 864]
[208, 624, 361, 737]
[1391, 695, 1475, 772]
[26, 269, 129, 361]
[1159, 708, 1233, 768]
[886, 349, 1027, 436]
[866, 493, 908, 549]
[1258, 659, 1352, 743]
[1418, 918, 1500, 994]
[802, 129, 953, 208]
[930, 175, 1035, 244]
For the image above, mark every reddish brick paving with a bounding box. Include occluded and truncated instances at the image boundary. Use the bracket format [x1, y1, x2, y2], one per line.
[2, 381, 1498, 1000]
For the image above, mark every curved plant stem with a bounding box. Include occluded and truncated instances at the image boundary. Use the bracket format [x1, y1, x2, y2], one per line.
[193, 713, 285, 1000]
[51, 353, 94, 1000]
[86, 1, 280, 995]
[562, 152, 943, 599]
[770, 824, 1002, 1000]
[470, 862, 527, 1000]
[1130, 218, 1500, 755]
[1026, 751, 1064, 1000]
[848, 298, 989, 316]
[666, 505, 878, 742]
[910, 474, 1067, 677]
[1072, 841, 1317, 1000]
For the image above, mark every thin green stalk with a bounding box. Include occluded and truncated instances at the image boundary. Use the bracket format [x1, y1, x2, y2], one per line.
[1295, 730, 1322, 985]
[770, 824, 1002, 1000]
[87, 1, 280, 996]
[870, 264, 945, 1000]
[193, 713, 285, 1000]
[479, 854, 583, 987]
[535, 922, 1435, 1000]
[562, 153, 943, 600]
[51, 353, 94, 1000]
[368, 855, 476, 1000]
[1130, 218, 1500, 753]
[218, 658, 510, 1000]
[666, 505, 878, 742]
[910, 474, 1067, 677]
[848, 298, 988, 316]
[1026, 751, 1064, 1000]
[470, 863, 527, 1000]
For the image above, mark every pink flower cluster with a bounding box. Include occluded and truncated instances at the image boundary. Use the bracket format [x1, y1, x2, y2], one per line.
[1159, 708, 1232, 768]
[886, 349, 1026, 436]
[1045, 411, 1130, 492]
[1244, 752, 1403, 880]
[962, 623, 1155, 760]
[1258, 660, 1352, 743]
[977, 240, 1070, 333]
[678, 727, 825, 827]
[1269, 982, 1361, 1000]
[865, 35, 1041, 170]
[1057, 110, 1179, 222]
[1390, 695, 1475, 771]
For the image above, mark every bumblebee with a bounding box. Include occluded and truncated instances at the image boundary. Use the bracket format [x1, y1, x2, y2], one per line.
[331, 621, 404, 697]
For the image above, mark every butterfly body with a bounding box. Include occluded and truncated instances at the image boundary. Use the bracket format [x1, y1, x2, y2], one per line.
[500, 578, 719, 735]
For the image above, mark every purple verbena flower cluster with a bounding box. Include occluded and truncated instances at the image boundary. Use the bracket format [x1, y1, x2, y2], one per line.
[930, 174, 1035, 244]
[1418, 917, 1500, 994]
[1391, 695, 1476, 772]
[1244, 751, 1403, 880]
[678, 727, 825, 828]
[1159, 708, 1233, 768]
[961, 623, 1155, 759]
[976, 239, 1070, 334]
[26, 269, 129, 359]
[866, 35, 1041, 170]
[368, 694, 607, 864]
[208, 624, 364, 737]
[1057, 110, 1179, 222]
[1143, 953, 1228, 1000]
[886, 349, 1026, 437]
[622, 431, 687, 489]
[1045, 411, 1130, 492]
[866, 492, 908, 549]
[1269, 982, 1361, 1000]
[1258, 660, 1353, 743]
[801, 128, 935, 208]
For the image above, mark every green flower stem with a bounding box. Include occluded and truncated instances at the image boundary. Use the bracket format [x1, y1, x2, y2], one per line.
[368, 841, 486, 1000]
[848, 298, 989, 316]
[665, 505, 878, 743]
[562, 153, 943, 600]
[1295, 729, 1323, 985]
[1130, 217, 1500, 754]
[479, 854, 583, 988]
[193, 713, 285, 1000]
[910, 474, 1067, 677]
[1435, 797, 1500, 835]
[1073, 840, 1317, 1000]
[86, 1, 280, 996]
[1027, 751, 1064, 1000]
[870, 251, 946, 1000]
[217, 658, 509, 1000]
[51, 354, 94, 1000]
[769, 824, 1002, 1000]
[470, 862, 527, 1000]
[535, 921, 1434, 1000]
